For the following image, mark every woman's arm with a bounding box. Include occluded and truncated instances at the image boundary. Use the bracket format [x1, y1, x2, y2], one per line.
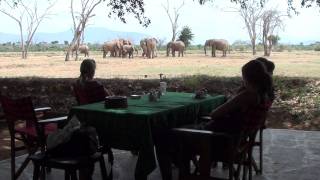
[210, 90, 257, 120]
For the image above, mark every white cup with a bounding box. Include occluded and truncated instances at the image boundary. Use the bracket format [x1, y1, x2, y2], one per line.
[160, 81, 167, 95]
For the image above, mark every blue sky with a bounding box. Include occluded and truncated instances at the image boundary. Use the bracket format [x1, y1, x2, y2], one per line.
[0, 0, 319, 44]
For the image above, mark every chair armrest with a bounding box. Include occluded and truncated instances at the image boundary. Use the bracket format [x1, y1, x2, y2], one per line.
[34, 107, 52, 112]
[173, 128, 233, 140]
[173, 128, 213, 136]
[38, 116, 68, 124]
[199, 116, 212, 122]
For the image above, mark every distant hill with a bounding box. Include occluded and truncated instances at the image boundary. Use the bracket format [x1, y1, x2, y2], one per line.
[0, 27, 150, 45]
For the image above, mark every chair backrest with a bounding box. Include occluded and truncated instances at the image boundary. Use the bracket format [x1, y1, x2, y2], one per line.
[73, 82, 106, 105]
[0, 95, 38, 133]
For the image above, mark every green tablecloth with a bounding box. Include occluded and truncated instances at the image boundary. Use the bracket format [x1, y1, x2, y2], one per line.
[70, 92, 225, 178]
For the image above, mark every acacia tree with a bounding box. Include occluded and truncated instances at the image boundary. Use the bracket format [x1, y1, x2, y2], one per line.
[65, 0, 151, 61]
[238, 0, 264, 55]
[0, 0, 56, 59]
[197, 0, 320, 9]
[261, 10, 284, 56]
[65, 0, 102, 61]
[162, 0, 185, 42]
[178, 26, 194, 47]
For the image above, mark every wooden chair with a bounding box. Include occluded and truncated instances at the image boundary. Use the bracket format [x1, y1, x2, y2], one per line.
[72, 83, 107, 105]
[72, 83, 114, 177]
[173, 127, 258, 180]
[0, 95, 67, 180]
[197, 116, 266, 176]
[29, 148, 109, 180]
[251, 125, 266, 175]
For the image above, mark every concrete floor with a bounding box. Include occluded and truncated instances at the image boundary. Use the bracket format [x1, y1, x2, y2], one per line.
[0, 129, 320, 180]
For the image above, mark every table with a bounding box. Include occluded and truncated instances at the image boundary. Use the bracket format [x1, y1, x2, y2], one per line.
[70, 92, 225, 179]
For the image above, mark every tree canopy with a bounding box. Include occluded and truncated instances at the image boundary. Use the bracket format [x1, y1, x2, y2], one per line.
[107, 0, 150, 27]
[197, 0, 320, 10]
[178, 26, 194, 47]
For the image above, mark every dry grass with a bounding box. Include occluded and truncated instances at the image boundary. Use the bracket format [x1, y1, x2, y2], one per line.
[0, 50, 319, 79]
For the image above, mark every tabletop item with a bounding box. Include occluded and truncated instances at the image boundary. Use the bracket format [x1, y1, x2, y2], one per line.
[105, 96, 128, 108]
[148, 90, 158, 102]
[194, 88, 208, 99]
[159, 81, 167, 95]
[130, 94, 142, 99]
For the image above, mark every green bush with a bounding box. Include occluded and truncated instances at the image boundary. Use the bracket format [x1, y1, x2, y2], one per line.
[315, 46, 320, 51]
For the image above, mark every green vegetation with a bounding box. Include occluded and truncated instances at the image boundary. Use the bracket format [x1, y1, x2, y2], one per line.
[0, 41, 319, 53]
[167, 75, 320, 130]
[178, 26, 194, 47]
[1, 75, 319, 130]
[0, 42, 102, 52]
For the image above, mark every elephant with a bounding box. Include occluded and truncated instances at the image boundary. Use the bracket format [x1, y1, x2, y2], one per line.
[140, 38, 158, 58]
[102, 40, 120, 58]
[204, 39, 229, 57]
[140, 38, 147, 57]
[118, 38, 133, 57]
[166, 41, 185, 57]
[122, 45, 134, 59]
[71, 44, 89, 57]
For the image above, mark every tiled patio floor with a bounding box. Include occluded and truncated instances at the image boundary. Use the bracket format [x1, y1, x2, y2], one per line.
[0, 129, 319, 180]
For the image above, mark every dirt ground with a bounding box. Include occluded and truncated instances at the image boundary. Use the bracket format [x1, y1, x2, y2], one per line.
[0, 50, 319, 78]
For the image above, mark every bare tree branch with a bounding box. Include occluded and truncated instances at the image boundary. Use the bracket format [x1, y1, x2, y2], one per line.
[261, 9, 286, 56]
[162, 0, 185, 42]
[0, 0, 57, 59]
[237, 0, 265, 55]
[65, 0, 102, 61]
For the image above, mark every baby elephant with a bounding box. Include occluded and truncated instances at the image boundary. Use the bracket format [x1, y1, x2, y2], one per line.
[122, 45, 134, 59]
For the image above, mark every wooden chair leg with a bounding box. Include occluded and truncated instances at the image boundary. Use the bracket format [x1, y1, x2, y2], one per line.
[16, 156, 31, 178]
[10, 137, 16, 180]
[65, 171, 71, 180]
[40, 166, 46, 180]
[252, 155, 259, 174]
[228, 163, 234, 180]
[242, 164, 248, 180]
[259, 130, 263, 174]
[32, 163, 40, 180]
[70, 170, 78, 180]
[248, 149, 253, 180]
[234, 164, 241, 180]
[99, 156, 108, 180]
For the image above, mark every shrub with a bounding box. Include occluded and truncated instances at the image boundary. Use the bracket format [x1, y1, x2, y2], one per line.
[315, 46, 320, 51]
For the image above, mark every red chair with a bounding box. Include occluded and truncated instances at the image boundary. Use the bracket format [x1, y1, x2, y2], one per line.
[72, 83, 114, 177]
[0, 95, 67, 180]
[72, 82, 107, 105]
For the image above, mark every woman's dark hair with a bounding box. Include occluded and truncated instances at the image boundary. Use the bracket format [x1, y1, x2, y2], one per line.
[79, 59, 96, 83]
[242, 60, 274, 102]
[255, 57, 275, 74]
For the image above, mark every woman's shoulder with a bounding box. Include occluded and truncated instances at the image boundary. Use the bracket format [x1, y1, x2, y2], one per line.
[234, 89, 260, 105]
[75, 79, 103, 89]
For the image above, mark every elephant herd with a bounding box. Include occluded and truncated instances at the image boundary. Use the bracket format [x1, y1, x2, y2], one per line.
[102, 38, 137, 59]
[69, 38, 230, 59]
